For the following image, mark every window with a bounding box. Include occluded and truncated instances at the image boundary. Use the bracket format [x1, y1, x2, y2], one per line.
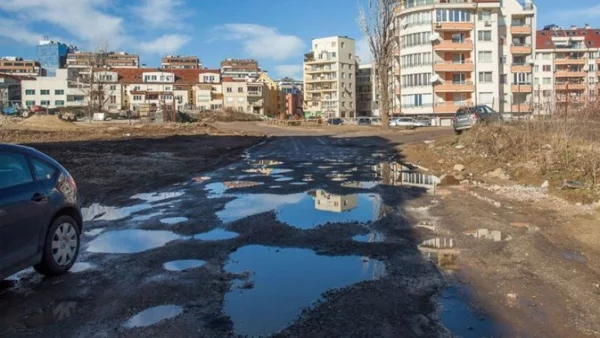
[341, 42, 345, 48]
[25, 89, 35, 95]
[590, 64, 596, 71]
[534, 77, 539, 85]
[436, 9, 471, 22]
[25, 100, 35, 106]
[110, 96, 116, 104]
[478, 10, 491, 21]
[513, 73, 531, 84]
[134, 86, 141, 91]
[479, 92, 494, 104]
[332, 52, 337, 58]
[534, 65, 539, 72]
[31, 158, 57, 181]
[55, 89, 64, 95]
[479, 72, 493, 83]
[590, 77, 596, 84]
[478, 31, 492, 42]
[542, 53, 552, 60]
[543, 65, 551, 72]
[226, 87, 232, 93]
[164, 86, 171, 91]
[40, 90, 50, 95]
[109, 85, 116, 91]
[500, 74, 507, 84]
[453, 73, 466, 84]
[133, 95, 142, 101]
[55, 100, 64, 106]
[40, 100, 50, 106]
[478, 51, 492, 63]
[348, 53, 353, 60]
[238, 87, 244, 93]
[342, 73, 346, 79]
[0, 153, 34, 189]
[543, 77, 552, 85]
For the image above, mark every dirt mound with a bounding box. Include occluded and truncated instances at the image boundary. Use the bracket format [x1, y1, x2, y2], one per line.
[19, 114, 78, 130]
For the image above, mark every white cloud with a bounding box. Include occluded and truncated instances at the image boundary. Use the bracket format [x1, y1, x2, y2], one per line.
[138, 34, 191, 54]
[0, 19, 47, 44]
[215, 24, 305, 61]
[547, 4, 600, 22]
[355, 38, 373, 64]
[132, 0, 189, 29]
[274, 65, 303, 80]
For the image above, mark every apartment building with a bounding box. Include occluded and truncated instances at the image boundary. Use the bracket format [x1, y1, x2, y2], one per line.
[533, 25, 600, 115]
[257, 72, 285, 116]
[36, 39, 77, 76]
[0, 74, 26, 108]
[222, 78, 269, 115]
[303, 36, 357, 118]
[0, 57, 43, 76]
[161, 55, 202, 69]
[220, 59, 261, 81]
[21, 69, 88, 109]
[356, 63, 379, 116]
[194, 70, 223, 111]
[66, 51, 139, 69]
[393, 0, 536, 125]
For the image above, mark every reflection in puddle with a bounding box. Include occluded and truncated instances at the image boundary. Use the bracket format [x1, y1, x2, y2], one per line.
[269, 185, 282, 189]
[132, 212, 165, 222]
[464, 229, 511, 242]
[217, 193, 306, 223]
[160, 217, 189, 225]
[441, 283, 501, 337]
[250, 160, 283, 166]
[83, 228, 105, 237]
[86, 230, 184, 254]
[274, 176, 294, 182]
[194, 229, 239, 241]
[163, 260, 206, 271]
[82, 203, 153, 222]
[419, 238, 459, 271]
[290, 182, 308, 186]
[371, 162, 440, 192]
[353, 232, 386, 243]
[70, 262, 95, 273]
[123, 305, 183, 328]
[244, 168, 293, 175]
[131, 191, 185, 203]
[224, 245, 385, 337]
[342, 181, 379, 189]
[23, 301, 78, 327]
[205, 181, 264, 198]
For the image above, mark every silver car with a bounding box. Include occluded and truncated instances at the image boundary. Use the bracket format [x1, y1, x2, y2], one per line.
[452, 105, 502, 134]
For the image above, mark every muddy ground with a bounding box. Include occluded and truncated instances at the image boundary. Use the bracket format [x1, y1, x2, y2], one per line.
[1, 121, 599, 337]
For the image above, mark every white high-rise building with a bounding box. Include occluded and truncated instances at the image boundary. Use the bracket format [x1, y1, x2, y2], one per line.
[393, 0, 537, 125]
[303, 36, 357, 118]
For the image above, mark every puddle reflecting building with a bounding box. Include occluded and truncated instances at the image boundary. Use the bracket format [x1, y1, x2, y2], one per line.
[419, 238, 460, 271]
[313, 190, 358, 213]
[373, 162, 440, 192]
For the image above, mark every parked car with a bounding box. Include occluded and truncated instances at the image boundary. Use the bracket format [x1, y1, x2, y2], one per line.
[357, 117, 372, 126]
[327, 118, 343, 125]
[414, 117, 432, 127]
[390, 117, 418, 128]
[453, 105, 503, 134]
[370, 117, 382, 126]
[0, 144, 82, 281]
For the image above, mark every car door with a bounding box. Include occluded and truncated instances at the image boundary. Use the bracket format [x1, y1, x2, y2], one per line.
[0, 151, 45, 271]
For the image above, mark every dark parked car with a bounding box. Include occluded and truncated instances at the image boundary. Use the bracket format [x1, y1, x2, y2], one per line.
[327, 118, 343, 125]
[452, 105, 503, 134]
[0, 144, 82, 280]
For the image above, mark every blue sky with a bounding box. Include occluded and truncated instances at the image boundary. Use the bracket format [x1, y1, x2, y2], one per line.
[0, 0, 599, 80]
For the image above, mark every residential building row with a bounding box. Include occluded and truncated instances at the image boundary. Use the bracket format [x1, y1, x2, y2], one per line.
[18, 68, 302, 117]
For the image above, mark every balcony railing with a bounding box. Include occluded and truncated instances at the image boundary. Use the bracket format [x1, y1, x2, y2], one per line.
[511, 84, 533, 92]
[511, 64, 532, 72]
[510, 25, 532, 35]
[554, 71, 587, 78]
[511, 104, 533, 112]
[554, 58, 587, 65]
[434, 22, 474, 31]
[434, 101, 472, 113]
[510, 44, 532, 54]
[434, 39, 473, 51]
[434, 81, 474, 92]
[555, 83, 586, 90]
[434, 60, 474, 72]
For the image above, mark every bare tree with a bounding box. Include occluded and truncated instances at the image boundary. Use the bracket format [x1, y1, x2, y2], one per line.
[74, 46, 117, 122]
[359, 0, 396, 129]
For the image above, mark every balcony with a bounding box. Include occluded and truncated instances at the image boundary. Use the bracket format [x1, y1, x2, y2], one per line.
[510, 25, 532, 35]
[555, 83, 586, 90]
[511, 104, 533, 112]
[511, 84, 533, 92]
[511, 44, 532, 55]
[511, 64, 532, 73]
[434, 61, 474, 72]
[434, 102, 473, 113]
[554, 71, 587, 78]
[306, 67, 337, 73]
[434, 22, 474, 31]
[556, 97, 587, 104]
[305, 77, 337, 83]
[554, 58, 587, 65]
[434, 81, 474, 93]
[434, 39, 473, 51]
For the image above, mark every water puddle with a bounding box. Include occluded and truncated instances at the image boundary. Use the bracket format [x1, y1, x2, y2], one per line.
[441, 283, 502, 337]
[224, 245, 385, 337]
[290, 182, 308, 186]
[352, 232, 386, 243]
[123, 305, 183, 329]
[194, 229, 239, 241]
[244, 168, 293, 175]
[83, 228, 104, 237]
[562, 251, 587, 262]
[464, 229, 512, 242]
[70, 262, 95, 273]
[131, 191, 185, 203]
[82, 203, 153, 222]
[250, 160, 283, 166]
[22, 301, 78, 327]
[205, 181, 264, 198]
[192, 176, 211, 183]
[132, 212, 165, 222]
[217, 190, 383, 229]
[160, 217, 189, 225]
[342, 181, 379, 189]
[269, 185, 282, 189]
[86, 230, 184, 254]
[418, 238, 460, 271]
[163, 260, 207, 271]
[274, 177, 294, 182]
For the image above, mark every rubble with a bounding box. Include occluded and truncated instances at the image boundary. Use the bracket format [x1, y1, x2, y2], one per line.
[453, 164, 465, 172]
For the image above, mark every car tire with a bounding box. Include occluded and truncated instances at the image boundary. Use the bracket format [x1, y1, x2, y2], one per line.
[34, 216, 81, 277]
[455, 130, 463, 135]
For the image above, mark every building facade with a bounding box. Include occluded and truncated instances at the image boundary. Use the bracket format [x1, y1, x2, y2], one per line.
[285, 93, 304, 116]
[36, 39, 76, 77]
[220, 59, 262, 81]
[534, 25, 600, 115]
[222, 78, 268, 115]
[66, 51, 139, 69]
[0, 57, 43, 76]
[256, 72, 285, 116]
[161, 56, 202, 69]
[303, 36, 357, 118]
[393, 0, 536, 125]
[356, 63, 379, 116]
[21, 69, 87, 109]
[0, 74, 26, 109]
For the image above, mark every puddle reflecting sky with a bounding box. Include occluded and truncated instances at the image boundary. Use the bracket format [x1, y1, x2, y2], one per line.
[353, 232, 386, 243]
[123, 305, 183, 328]
[86, 230, 184, 254]
[82, 203, 153, 222]
[163, 260, 206, 271]
[160, 217, 189, 226]
[205, 181, 264, 198]
[342, 181, 380, 189]
[194, 229, 239, 241]
[224, 245, 385, 337]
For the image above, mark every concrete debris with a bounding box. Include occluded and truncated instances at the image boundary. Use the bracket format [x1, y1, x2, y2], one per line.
[439, 174, 460, 186]
[453, 164, 465, 172]
[541, 180, 549, 189]
[455, 145, 465, 150]
[485, 168, 510, 180]
[561, 180, 584, 190]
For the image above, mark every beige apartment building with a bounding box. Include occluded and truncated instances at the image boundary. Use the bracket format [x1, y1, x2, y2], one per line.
[222, 78, 269, 115]
[533, 25, 600, 115]
[0, 57, 42, 76]
[161, 55, 202, 69]
[393, 0, 536, 125]
[220, 59, 262, 81]
[303, 36, 357, 118]
[66, 51, 139, 69]
[356, 63, 379, 116]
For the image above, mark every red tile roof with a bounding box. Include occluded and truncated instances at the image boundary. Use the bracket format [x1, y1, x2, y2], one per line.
[105, 68, 220, 84]
[222, 77, 235, 82]
[536, 28, 600, 50]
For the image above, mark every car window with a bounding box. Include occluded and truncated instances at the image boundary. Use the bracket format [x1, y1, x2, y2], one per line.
[0, 152, 34, 190]
[456, 109, 467, 116]
[32, 158, 57, 181]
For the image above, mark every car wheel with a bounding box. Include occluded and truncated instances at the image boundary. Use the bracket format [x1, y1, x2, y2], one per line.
[34, 216, 80, 277]
[455, 130, 463, 135]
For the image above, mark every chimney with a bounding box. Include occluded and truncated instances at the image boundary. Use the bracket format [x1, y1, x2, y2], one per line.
[584, 23, 591, 29]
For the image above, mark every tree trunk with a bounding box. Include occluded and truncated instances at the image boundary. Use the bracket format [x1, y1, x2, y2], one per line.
[379, 63, 390, 129]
